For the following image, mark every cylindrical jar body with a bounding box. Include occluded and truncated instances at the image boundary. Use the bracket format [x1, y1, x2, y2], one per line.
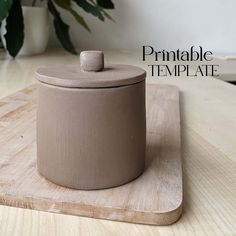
[37, 81, 146, 190]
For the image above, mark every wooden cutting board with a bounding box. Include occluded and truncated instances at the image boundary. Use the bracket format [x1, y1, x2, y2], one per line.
[0, 84, 182, 226]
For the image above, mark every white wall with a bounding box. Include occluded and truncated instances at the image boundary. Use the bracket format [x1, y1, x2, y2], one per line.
[25, 0, 236, 53]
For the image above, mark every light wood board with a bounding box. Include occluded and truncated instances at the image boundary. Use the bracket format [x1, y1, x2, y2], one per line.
[0, 84, 182, 226]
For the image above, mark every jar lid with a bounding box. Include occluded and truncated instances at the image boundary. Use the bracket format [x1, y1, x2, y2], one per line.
[35, 51, 146, 88]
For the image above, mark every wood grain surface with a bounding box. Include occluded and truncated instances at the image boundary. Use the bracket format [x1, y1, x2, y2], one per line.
[0, 84, 182, 226]
[0, 49, 235, 235]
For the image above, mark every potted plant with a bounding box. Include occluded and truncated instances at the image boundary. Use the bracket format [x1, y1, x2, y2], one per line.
[0, 0, 114, 57]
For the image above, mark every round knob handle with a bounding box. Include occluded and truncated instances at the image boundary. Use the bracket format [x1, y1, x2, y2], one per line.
[80, 51, 104, 72]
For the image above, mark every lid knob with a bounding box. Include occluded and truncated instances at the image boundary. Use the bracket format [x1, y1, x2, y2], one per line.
[80, 51, 104, 72]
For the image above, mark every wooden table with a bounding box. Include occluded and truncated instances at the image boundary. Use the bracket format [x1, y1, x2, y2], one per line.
[0, 49, 235, 235]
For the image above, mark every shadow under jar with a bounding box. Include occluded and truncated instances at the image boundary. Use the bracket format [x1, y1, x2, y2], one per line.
[35, 51, 146, 190]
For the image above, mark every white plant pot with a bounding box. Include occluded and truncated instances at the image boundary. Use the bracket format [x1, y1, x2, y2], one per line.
[1, 6, 49, 56]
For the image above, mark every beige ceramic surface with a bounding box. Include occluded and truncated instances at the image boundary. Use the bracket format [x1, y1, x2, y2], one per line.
[80, 51, 104, 71]
[37, 81, 146, 189]
[35, 64, 146, 88]
[36, 51, 146, 189]
[0, 84, 182, 225]
[0, 49, 235, 235]
[36, 50, 146, 88]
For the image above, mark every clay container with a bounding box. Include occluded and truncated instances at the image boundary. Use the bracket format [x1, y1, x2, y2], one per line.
[35, 51, 146, 190]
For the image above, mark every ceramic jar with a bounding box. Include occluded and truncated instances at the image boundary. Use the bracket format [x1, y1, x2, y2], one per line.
[35, 51, 146, 190]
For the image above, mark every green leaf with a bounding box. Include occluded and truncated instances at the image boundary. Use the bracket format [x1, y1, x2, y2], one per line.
[53, 0, 91, 31]
[4, 0, 24, 57]
[97, 0, 114, 9]
[73, 0, 104, 21]
[0, 0, 12, 22]
[47, 0, 77, 54]
[88, 0, 115, 22]
[102, 11, 115, 22]
[97, 6, 115, 22]
[69, 8, 91, 32]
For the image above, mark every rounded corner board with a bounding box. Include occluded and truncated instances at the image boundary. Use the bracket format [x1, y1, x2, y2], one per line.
[0, 84, 182, 225]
